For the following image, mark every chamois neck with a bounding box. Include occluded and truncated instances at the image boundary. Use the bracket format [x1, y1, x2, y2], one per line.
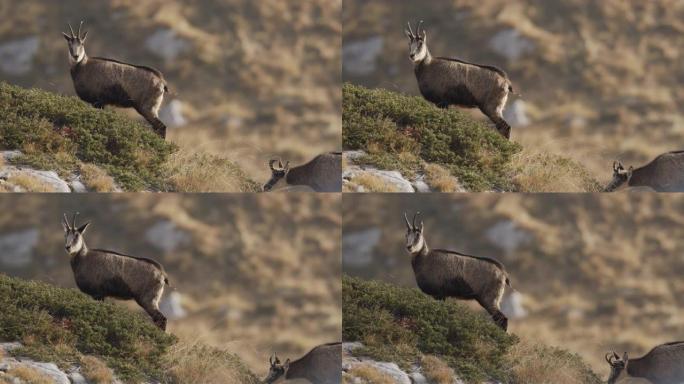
[75, 243, 89, 258]
[413, 239, 429, 258]
[70, 52, 88, 68]
[418, 48, 432, 65]
[285, 166, 305, 186]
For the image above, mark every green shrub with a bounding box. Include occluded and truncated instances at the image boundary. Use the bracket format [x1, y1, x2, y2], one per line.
[0, 274, 176, 382]
[343, 83, 521, 191]
[343, 276, 517, 382]
[0, 82, 175, 191]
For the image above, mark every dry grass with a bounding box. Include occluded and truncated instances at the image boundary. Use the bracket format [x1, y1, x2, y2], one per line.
[507, 148, 601, 192]
[6, 366, 53, 384]
[161, 342, 256, 384]
[80, 356, 115, 384]
[423, 163, 463, 192]
[348, 173, 401, 192]
[79, 164, 117, 192]
[347, 364, 395, 384]
[6, 174, 56, 192]
[505, 341, 596, 384]
[162, 149, 259, 192]
[420, 355, 456, 384]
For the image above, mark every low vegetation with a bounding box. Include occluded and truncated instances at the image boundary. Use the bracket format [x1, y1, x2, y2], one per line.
[342, 276, 601, 384]
[0, 82, 258, 192]
[343, 84, 599, 192]
[0, 274, 258, 383]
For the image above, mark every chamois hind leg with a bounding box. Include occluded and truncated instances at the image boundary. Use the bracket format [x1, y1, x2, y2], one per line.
[135, 105, 167, 139]
[480, 107, 511, 139]
[477, 290, 508, 331]
[136, 284, 167, 331]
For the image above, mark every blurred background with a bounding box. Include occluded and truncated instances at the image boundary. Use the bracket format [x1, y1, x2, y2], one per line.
[0, 193, 341, 377]
[343, 194, 684, 377]
[343, 0, 684, 184]
[0, 0, 341, 183]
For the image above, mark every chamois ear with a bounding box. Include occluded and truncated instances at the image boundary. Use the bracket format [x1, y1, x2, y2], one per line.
[283, 359, 290, 371]
[80, 30, 88, 42]
[77, 221, 91, 234]
[62, 32, 72, 41]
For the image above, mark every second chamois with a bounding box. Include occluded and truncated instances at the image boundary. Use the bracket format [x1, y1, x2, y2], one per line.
[62, 213, 169, 330]
[62, 21, 169, 138]
[404, 21, 514, 139]
[404, 212, 512, 331]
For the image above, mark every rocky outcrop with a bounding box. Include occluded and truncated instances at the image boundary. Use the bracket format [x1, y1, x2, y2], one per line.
[343, 343, 474, 384]
[343, 151, 465, 193]
[0, 151, 121, 193]
[0, 343, 131, 384]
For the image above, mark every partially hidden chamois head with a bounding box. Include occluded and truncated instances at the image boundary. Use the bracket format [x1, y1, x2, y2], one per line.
[606, 351, 628, 383]
[263, 159, 290, 192]
[62, 21, 88, 64]
[263, 353, 290, 383]
[404, 212, 425, 253]
[605, 161, 633, 192]
[404, 21, 428, 63]
[62, 213, 90, 255]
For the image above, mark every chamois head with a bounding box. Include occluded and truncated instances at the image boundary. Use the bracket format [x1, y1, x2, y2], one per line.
[263, 353, 290, 383]
[62, 213, 90, 255]
[404, 212, 425, 253]
[263, 159, 290, 192]
[604, 161, 633, 192]
[606, 351, 628, 382]
[62, 21, 88, 64]
[404, 21, 428, 63]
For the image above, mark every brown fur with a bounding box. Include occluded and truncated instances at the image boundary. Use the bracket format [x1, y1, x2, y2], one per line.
[264, 342, 341, 384]
[607, 342, 684, 384]
[405, 213, 511, 330]
[606, 151, 684, 192]
[264, 152, 342, 192]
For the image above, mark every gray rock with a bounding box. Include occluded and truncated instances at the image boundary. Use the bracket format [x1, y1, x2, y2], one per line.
[342, 228, 381, 268]
[0, 343, 22, 353]
[160, 291, 187, 320]
[411, 176, 432, 193]
[501, 291, 528, 320]
[343, 167, 415, 193]
[145, 220, 190, 253]
[343, 36, 384, 76]
[485, 220, 531, 256]
[67, 370, 88, 384]
[342, 342, 364, 355]
[0, 36, 40, 76]
[0, 166, 71, 193]
[504, 100, 530, 127]
[343, 151, 367, 162]
[0, 229, 39, 268]
[159, 99, 187, 128]
[68, 176, 87, 193]
[145, 29, 189, 61]
[489, 29, 534, 61]
[0, 151, 22, 161]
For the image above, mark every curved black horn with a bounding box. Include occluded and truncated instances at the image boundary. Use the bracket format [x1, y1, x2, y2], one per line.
[269, 159, 278, 171]
[71, 212, 78, 229]
[407, 21, 414, 37]
[77, 20, 84, 40]
[605, 352, 614, 364]
[404, 212, 412, 230]
[417, 20, 424, 35]
[68, 23, 75, 38]
[63, 213, 71, 230]
[412, 212, 420, 228]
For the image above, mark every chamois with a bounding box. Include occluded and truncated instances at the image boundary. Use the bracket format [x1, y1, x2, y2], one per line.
[404, 212, 511, 330]
[263, 342, 341, 384]
[62, 213, 169, 330]
[263, 152, 342, 192]
[404, 21, 514, 139]
[605, 342, 684, 384]
[605, 151, 684, 192]
[62, 21, 168, 138]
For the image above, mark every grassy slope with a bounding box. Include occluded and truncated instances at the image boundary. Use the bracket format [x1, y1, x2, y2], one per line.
[0, 274, 258, 383]
[0, 82, 260, 192]
[343, 276, 600, 384]
[343, 84, 600, 192]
